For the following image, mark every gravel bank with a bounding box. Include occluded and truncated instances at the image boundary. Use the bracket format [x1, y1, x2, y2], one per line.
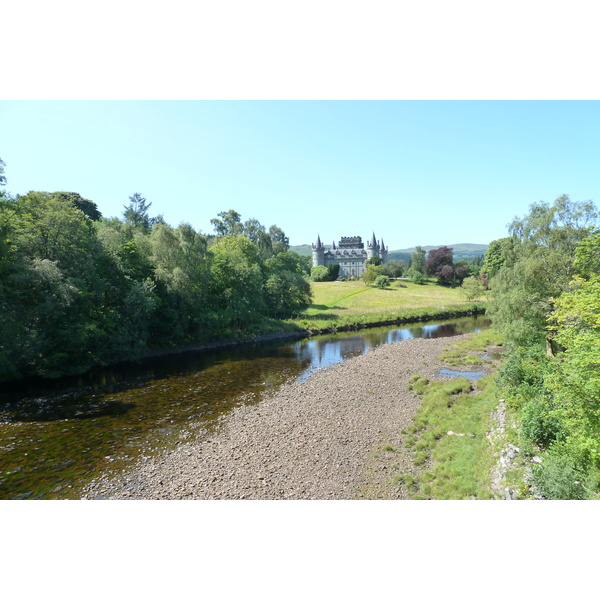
[82, 334, 490, 500]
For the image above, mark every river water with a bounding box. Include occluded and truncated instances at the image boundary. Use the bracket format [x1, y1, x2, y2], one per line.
[0, 315, 489, 499]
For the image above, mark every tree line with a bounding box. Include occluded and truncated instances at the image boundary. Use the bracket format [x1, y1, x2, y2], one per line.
[0, 160, 312, 381]
[484, 194, 600, 499]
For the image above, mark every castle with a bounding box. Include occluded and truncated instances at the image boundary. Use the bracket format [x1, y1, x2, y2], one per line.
[312, 233, 388, 278]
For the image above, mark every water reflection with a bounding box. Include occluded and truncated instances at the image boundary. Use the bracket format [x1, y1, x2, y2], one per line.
[0, 316, 488, 499]
[295, 319, 487, 380]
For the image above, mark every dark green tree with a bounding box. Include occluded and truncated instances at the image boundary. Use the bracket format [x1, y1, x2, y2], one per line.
[123, 192, 154, 230]
[327, 263, 340, 280]
[264, 252, 312, 317]
[209, 234, 266, 330]
[53, 192, 102, 220]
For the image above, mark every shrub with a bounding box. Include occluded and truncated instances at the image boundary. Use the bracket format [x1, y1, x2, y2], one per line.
[461, 275, 484, 301]
[327, 263, 340, 281]
[532, 448, 591, 500]
[310, 265, 330, 282]
[407, 269, 425, 285]
[520, 398, 561, 447]
[375, 275, 391, 289]
[362, 264, 381, 286]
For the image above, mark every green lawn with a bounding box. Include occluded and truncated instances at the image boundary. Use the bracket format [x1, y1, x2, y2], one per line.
[305, 280, 484, 317]
[292, 279, 487, 331]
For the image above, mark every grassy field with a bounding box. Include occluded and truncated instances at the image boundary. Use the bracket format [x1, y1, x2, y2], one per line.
[294, 279, 487, 330]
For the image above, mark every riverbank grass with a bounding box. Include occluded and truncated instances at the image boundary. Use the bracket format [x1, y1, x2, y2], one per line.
[408, 375, 499, 499]
[439, 328, 503, 366]
[399, 329, 504, 499]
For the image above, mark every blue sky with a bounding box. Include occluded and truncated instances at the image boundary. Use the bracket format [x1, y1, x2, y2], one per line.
[2, 100, 599, 249]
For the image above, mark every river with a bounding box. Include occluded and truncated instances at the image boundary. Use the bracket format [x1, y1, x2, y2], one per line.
[0, 315, 489, 499]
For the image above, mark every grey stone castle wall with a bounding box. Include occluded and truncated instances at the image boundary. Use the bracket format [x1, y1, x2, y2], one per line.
[312, 234, 387, 279]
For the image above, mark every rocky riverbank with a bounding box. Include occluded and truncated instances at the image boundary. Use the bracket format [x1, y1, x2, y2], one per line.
[82, 333, 499, 500]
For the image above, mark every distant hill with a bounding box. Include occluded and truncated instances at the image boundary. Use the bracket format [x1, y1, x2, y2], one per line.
[388, 244, 488, 263]
[289, 244, 313, 257]
[291, 243, 488, 263]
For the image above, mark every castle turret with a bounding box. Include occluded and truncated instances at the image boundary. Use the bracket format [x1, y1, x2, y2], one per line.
[367, 232, 380, 261]
[380, 238, 388, 263]
[312, 234, 325, 267]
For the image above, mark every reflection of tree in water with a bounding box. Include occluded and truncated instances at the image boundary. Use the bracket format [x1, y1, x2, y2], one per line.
[1, 316, 489, 499]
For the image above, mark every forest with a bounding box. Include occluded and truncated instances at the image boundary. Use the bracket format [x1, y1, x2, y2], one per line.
[484, 195, 600, 499]
[0, 160, 313, 381]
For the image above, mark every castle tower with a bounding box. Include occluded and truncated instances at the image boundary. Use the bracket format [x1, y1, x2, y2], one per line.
[380, 238, 388, 263]
[367, 232, 379, 261]
[312, 234, 325, 267]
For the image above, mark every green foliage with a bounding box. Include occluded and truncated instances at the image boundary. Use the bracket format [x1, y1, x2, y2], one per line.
[520, 398, 562, 447]
[123, 192, 155, 231]
[264, 252, 312, 317]
[573, 230, 600, 279]
[490, 206, 600, 498]
[374, 275, 391, 289]
[488, 195, 598, 349]
[269, 225, 290, 255]
[0, 191, 311, 382]
[381, 259, 406, 278]
[532, 447, 592, 500]
[405, 268, 425, 284]
[210, 209, 244, 237]
[0, 157, 6, 189]
[327, 263, 340, 281]
[481, 237, 515, 280]
[310, 265, 330, 282]
[410, 246, 426, 273]
[209, 235, 266, 329]
[362, 264, 382, 286]
[52, 191, 102, 221]
[460, 275, 484, 301]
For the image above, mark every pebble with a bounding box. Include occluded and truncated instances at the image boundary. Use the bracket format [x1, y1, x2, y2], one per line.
[81, 334, 492, 500]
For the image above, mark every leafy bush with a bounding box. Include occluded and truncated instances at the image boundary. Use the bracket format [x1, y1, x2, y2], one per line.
[532, 448, 591, 500]
[461, 275, 484, 301]
[310, 265, 330, 282]
[497, 345, 549, 392]
[362, 264, 382, 286]
[374, 275, 391, 289]
[520, 398, 561, 447]
[327, 263, 340, 280]
[406, 268, 425, 285]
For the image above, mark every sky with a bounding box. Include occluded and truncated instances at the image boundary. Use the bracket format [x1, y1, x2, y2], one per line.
[2, 100, 599, 250]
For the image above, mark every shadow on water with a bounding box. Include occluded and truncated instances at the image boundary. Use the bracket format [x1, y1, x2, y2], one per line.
[0, 315, 489, 499]
[1, 396, 135, 423]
